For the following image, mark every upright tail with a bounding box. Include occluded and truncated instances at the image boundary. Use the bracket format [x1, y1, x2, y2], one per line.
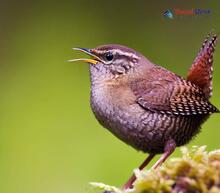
[187, 34, 218, 99]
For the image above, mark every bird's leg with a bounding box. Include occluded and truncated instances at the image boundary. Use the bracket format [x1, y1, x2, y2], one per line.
[151, 139, 176, 169]
[122, 153, 155, 190]
[122, 139, 176, 190]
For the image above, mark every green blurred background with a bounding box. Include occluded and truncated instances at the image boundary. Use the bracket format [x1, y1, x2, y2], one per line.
[0, 0, 219, 193]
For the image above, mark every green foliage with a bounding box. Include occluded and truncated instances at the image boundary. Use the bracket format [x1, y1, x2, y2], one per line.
[91, 146, 220, 193]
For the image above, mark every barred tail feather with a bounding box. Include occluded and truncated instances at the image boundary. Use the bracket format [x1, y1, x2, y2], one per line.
[187, 34, 218, 99]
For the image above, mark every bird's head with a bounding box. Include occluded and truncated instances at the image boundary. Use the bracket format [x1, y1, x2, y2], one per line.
[69, 44, 153, 79]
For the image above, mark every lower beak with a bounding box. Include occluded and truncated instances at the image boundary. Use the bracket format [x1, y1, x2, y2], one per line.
[69, 47, 99, 64]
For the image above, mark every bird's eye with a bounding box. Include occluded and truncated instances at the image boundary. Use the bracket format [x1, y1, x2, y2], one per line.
[105, 52, 114, 61]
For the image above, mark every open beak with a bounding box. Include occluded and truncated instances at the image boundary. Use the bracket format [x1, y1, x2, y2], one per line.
[68, 47, 100, 65]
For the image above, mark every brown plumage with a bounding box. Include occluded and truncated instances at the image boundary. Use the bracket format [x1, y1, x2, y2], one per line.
[133, 68, 218, 116]
[187, 34, 218, 98]
[70, 34, 219, 190]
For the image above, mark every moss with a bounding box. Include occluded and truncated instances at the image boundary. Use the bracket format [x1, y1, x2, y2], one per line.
[91, 146, 220, 193]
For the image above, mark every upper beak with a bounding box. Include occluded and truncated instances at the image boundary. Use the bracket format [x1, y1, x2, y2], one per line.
[68, 47, 100, 64]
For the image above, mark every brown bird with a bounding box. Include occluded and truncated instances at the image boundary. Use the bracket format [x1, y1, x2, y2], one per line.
[70, 34, 219, 190]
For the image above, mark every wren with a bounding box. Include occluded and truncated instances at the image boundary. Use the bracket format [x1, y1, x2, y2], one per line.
[70, 34, 219, 190]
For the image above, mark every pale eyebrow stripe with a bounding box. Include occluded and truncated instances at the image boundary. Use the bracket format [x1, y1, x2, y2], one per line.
[95, 49, 139, 59]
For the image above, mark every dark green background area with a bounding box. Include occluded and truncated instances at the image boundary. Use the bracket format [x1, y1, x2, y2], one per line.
[0, 1, 219, 193]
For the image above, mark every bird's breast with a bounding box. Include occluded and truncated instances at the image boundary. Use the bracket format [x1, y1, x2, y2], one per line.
[90, 79, 143, 140]
[90, 79, 137, 123]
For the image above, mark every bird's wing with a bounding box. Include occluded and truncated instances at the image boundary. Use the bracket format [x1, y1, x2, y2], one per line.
[187, 34, 218, 99]
[131, 77, 219, 116]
